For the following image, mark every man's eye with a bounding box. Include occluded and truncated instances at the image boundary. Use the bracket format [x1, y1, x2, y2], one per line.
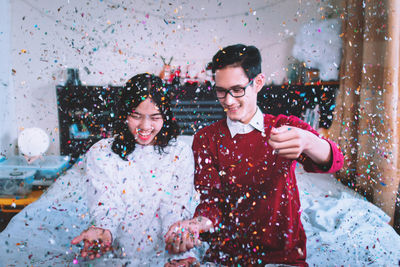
[232, 88, 244, 92]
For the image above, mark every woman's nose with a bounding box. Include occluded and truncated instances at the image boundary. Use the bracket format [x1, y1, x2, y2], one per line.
[139, 117, 152, 130]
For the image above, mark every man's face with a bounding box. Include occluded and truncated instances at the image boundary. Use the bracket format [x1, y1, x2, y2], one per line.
[214, 66, 261, 124]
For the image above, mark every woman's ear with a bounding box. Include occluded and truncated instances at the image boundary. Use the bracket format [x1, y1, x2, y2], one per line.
[254, 73, 265, 92]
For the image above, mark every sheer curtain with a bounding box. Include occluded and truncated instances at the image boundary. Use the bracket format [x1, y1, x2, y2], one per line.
[329, 0, 400, 226]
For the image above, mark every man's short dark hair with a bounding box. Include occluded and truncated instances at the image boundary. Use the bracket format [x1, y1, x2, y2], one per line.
[212, 44, 262, 80]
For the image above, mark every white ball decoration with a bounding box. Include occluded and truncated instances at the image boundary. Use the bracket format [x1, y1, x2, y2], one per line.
[18, 127, 50, 156]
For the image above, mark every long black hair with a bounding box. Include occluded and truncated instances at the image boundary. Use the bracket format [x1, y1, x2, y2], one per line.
[112, 73, 179, 160]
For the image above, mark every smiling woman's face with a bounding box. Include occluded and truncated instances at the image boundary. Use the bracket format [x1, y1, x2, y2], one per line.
[127, 98, 164, 146]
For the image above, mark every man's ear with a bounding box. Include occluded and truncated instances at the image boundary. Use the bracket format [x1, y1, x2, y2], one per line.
[254, 73, 265, 92]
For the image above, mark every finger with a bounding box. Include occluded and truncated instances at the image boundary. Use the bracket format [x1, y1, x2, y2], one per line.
[277, 153, 301, 160]
[269, 139, 301, 151]
[71, 233, 85, 244]
[165, 231, 178, 248]
[101, 244, 111, 254]
[165, 223, 180, 240]
[103, 240, 112, 248]
[270, 126, 286, 135]
[185, 257, 198, 266]
[168, 236, 182, 254]
[173, 235, 182, 253]
[81, 240, 93, 258]
[195, 238, 202, 246]
[87, 250, 100, 260]
[166, 244, 172, 253]
[182, 232, 195, 249]
[269, 130, 297, 143]
[81, 250, 87, 258]
[100, 242, 112, 254]
[171, 244, 180, 254]
[268, 138, 282, 151]
[179, 240, 186, 253]
[166, 260, 178, 267]
[172, 260, 186, 267]
[179, 257, 197, 267]
[186, 240, 194, 250]
[270, 125, 296, 136]
[165, 232, 175, 245]
[165, 239, 176, 253]
[98, 229, 112, 243]
[271, 125, 294, 134]
[277, 147, 301, 156]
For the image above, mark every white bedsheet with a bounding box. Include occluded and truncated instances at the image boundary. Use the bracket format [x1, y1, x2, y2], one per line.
[0, 137, 399, 266]
[297, 168, 400, 266]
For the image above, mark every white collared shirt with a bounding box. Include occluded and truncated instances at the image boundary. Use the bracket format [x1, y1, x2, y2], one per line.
[226, 107, 265, 138]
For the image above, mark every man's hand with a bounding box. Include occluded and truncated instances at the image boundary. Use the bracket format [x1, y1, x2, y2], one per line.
[164, 257, 200, 267]
[71, 226, 113, 260]
[268, 125, 331, 165]
[165, 216, 213, 254]
[268, 126, 310, 159]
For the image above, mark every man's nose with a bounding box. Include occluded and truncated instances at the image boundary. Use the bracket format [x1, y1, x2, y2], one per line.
[224, 92, 235, 105]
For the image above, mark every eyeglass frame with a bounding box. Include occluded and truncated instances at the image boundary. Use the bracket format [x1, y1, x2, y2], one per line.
[213, 79, 254, 99]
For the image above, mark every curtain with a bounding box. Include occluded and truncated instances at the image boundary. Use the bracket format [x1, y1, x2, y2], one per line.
[329, 0, 400, 226]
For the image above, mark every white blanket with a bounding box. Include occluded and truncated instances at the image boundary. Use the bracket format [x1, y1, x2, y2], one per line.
[297, 168, 400, 266]
[0, 139, 399, 266]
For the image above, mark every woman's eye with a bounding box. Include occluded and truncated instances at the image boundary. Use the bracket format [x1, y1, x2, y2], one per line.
[152, 116, 163, 120]
[130, 115, 141, 119]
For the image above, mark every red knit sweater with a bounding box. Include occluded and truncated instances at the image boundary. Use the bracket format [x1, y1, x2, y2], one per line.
[193, 114, 344, 266]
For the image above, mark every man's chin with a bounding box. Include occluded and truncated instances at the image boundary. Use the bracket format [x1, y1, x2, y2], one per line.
[227, 114, 242, 122]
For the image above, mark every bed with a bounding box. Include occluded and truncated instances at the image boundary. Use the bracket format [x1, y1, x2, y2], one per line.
[0, 135, 399, 266]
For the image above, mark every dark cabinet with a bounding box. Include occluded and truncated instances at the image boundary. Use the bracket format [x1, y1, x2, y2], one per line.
[258, 83, 339, 129]
[56, 82, 338, 161]
[56, 85, 123, 161]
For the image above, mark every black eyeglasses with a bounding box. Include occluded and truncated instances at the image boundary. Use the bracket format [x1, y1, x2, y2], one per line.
[213, 80, 254, 99]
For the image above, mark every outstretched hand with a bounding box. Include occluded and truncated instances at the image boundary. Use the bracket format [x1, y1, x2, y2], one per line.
[71, 226, 113, 260]
[165, 216, 213, 254]
[164, 257, 200, 267]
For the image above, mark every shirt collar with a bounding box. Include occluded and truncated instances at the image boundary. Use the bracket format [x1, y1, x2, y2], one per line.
[226, 107, 265, 138]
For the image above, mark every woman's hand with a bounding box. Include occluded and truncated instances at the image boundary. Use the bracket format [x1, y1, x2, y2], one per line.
[164, 257, 200, 267]
[165, 216, 213, 254]
[71, 226, 113, 260]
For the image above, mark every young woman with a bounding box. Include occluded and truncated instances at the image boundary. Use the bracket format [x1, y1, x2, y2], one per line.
[70, 73, 199, 265]
[0, 73, 199, 266]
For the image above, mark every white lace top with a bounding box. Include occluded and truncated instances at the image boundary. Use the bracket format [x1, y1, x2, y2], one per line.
[85, 138, 196, 265]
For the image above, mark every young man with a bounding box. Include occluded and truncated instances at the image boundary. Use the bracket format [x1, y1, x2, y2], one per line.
[165, 44, 344, 266]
